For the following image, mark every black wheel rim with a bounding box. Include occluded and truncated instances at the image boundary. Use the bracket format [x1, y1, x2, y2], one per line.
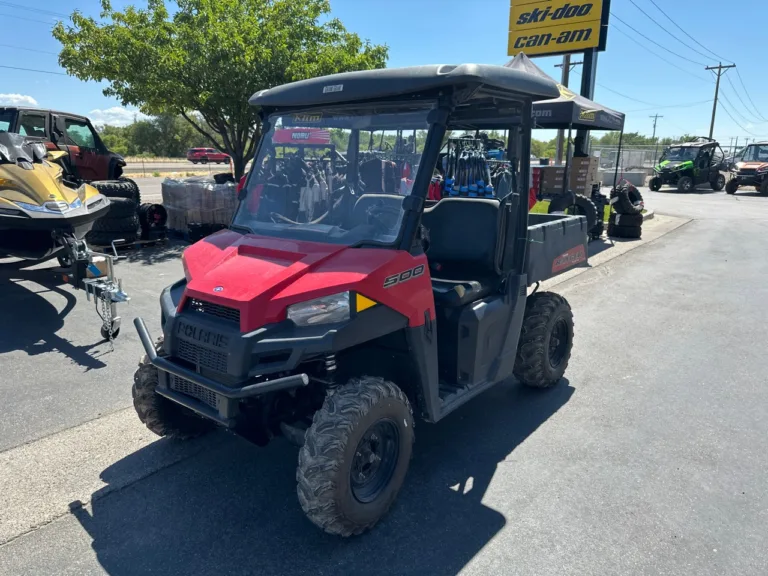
[548, 318, 569, 369]
[350, 418, 400, 504]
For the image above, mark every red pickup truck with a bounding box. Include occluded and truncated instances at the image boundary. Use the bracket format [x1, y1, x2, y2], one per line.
[187, 147, 230, 164]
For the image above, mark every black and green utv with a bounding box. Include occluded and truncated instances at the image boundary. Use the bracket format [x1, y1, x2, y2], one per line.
[649, 138, 727, 193]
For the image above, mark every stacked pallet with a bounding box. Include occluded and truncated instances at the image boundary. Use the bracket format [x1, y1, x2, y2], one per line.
[162, 176, 238, 234]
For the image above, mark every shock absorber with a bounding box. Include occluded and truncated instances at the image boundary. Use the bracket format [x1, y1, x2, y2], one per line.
[324, 354, 337, 388]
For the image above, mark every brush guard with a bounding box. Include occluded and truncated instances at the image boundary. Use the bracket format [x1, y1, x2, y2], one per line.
[57, 235, 130, 347]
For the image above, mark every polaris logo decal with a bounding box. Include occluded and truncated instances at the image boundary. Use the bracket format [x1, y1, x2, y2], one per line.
[552, 245, 586, 273]
[383, 264, 425, 288]
[517, 3, 594, 25]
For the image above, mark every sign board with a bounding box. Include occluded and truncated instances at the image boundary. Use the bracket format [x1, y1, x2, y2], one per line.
[508, 0, 610, 57]
[272, 128, 331, 145]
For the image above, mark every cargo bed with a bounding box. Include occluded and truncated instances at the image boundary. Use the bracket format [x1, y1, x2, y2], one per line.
[525, 213, 588, 284]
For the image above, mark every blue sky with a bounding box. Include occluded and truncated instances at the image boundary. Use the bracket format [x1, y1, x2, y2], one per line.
[3, 0, 767, 146]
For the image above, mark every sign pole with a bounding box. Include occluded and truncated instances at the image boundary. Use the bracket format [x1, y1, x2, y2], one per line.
[576, 48, 598, 154]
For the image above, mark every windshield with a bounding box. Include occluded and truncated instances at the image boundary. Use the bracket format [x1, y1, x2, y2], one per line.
[742, 145, 768, 162]
[233, 106, 430, 246]
[662, 146, 697, 162]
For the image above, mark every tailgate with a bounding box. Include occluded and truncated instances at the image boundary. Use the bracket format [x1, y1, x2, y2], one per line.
[525, 213, 588, 284]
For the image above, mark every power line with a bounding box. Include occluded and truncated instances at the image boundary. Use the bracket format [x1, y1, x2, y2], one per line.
[0, 43, 58, 56]
[724, 75, 768, 124]
[610, 22, 711, 83]
[625, 100, 712, 113]
[0, 64, 68, 76]
[0, 12, 56, 25]
[719, 90, 759, 126]
[627, 0, 718, 64]
[718, 100, 768, 138]
[0, 1, 67, 18]
[610, 13, 707, 66]
[571, 69, 661, 107]
[644, 0, 731, 63]
[734, 68, 768, 122]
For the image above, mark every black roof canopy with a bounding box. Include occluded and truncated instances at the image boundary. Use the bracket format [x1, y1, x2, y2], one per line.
[249, 64, 560, 111]
[504, 53, 625, 132]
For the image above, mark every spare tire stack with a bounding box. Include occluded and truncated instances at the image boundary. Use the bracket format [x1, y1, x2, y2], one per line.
[608, 182, 644, 239]
[86, 178, 141, 247]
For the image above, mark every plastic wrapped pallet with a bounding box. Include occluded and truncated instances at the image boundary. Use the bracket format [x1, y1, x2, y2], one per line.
[161, 176, 238, 233]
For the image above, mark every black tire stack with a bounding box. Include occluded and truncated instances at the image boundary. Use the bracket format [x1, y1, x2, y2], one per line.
[86, 179, 141, 246]
[138, 203, 168, 240]
[608, 183, 644, 239]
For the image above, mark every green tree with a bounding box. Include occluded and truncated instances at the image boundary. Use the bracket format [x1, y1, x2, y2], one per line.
[54, 0, 388, 178]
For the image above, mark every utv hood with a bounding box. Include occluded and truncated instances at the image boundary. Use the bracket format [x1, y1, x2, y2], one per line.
[657, 160, 693, 171]
[735, 161, 768, 172]
[180, 229, 404, 331]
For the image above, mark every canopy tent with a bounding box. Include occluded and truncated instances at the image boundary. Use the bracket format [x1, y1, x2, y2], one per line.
[504, 53, 625, 131]
[504, 53, 626, 192]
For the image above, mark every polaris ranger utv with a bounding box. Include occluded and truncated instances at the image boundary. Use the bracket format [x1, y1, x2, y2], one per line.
[725, 141, 768, 195]
[132, 64, 588, 537]
[649, 137, 726, 193]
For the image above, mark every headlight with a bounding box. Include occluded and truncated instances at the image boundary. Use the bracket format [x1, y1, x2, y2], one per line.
[287, 292, 350, 326]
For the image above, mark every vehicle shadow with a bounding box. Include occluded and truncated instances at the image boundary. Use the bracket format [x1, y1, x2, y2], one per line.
[70, 379, 574, 576]
[0, 266, 106, 369]
[110, 240, 187, 266]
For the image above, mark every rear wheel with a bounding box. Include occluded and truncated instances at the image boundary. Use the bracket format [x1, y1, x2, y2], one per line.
[677, 176, 693, 193]
[514, 292, 574, 388]
[132, 338, 214, 439]
[649, 176, 662, 191]
[297, 376, 414, 537]
[710, 173, 726, 191]
[725, 179, 738, 195]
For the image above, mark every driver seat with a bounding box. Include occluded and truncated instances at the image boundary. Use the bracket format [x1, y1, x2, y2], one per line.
[421, 198, 505, 307]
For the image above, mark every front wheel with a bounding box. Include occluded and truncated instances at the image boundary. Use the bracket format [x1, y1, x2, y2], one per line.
[725, 179, 738, 195]
[649, 176, 662, 191]
[297, 376, 414, 537]
[761, 179, 768, 196]
[514, 292, 574, 388]
[711, 173, 726, 191]
[132, 338, 214, 439]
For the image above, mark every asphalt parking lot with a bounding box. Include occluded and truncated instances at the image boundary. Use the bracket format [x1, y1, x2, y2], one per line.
[2, 186, 768, 575]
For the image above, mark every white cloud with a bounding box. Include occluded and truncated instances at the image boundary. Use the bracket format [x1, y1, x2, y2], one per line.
[88, 106, 149, 127]
[0, 94, 39, 106]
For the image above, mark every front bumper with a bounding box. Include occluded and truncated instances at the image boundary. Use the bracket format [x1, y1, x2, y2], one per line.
[734, 172, 762, 185]
[135, 317, 309, 427]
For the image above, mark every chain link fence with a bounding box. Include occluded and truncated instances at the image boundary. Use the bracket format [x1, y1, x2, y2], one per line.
[590, 144, 744, 171]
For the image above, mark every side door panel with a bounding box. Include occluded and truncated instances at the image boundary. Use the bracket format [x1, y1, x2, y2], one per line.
[61, 116, 102, 181]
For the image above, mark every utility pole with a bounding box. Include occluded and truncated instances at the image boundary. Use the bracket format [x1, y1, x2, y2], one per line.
[705, 62, 736, 139]
[554, 56, 583, 163]
[650, 114, 663, 140]
[650, 114, 663, 163]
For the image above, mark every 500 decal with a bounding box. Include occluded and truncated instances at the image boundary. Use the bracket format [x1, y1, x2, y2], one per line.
[383, 264, 425, 288]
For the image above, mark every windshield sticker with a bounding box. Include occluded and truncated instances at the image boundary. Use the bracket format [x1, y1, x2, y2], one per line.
[322, 84, 344, 94]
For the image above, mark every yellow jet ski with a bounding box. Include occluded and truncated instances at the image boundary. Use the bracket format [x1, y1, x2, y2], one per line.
[0, 132, 128, 341]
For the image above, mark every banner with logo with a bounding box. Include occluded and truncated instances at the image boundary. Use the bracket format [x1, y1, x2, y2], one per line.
[508, 0, 610, 57]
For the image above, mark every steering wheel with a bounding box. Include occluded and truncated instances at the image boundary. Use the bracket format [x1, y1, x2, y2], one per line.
[366, 201, 402, 234]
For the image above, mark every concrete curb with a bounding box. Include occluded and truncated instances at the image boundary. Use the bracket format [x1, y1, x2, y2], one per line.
[643, 209, 655, 221]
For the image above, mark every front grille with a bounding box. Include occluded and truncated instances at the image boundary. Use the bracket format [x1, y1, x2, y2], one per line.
[170, 375, 219, 409]
[739, 169, 757, 176]
[187, 298, 240, 324]
[177, 339, 228, 373]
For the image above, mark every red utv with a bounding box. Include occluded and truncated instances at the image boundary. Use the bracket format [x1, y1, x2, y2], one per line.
[187, 147, 230, 164]
[132, 64, 589, 537]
